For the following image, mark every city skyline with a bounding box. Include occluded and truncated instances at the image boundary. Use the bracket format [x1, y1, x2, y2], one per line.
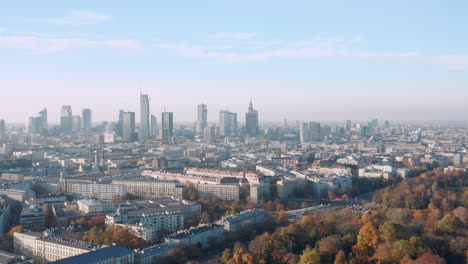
[1, 1, 468, 122]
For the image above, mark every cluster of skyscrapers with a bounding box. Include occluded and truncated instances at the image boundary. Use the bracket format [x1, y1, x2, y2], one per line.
[10, 92, 261, 145]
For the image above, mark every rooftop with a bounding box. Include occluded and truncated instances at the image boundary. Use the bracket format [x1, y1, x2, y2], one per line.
[48, 245, 133, 264]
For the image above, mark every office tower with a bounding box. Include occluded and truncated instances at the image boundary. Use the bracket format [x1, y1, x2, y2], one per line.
[151, 114, 157, 136]
[61, 106, 72, 134]
[219, 110, 237, 136]
[245, 99, 259, 137]
[115, 110, 124, 137]
[140, 93, 150, 141]
[161, 112, 174, 144]
[300, 123, 309, 143]
[82, 108, 92, 130]
[196, 104, 208, 137]
[384, 120, 390, 128]
[26, 117, 37, 134]
[309, 121, 321, 141]
[345, 120, 351, 132]
[371, 119, 378, 129]
[361, 125, 370, 139]
[71, 115, 82, 132]
[204, 126, 215, 144]
[0, 119, 5, 140]
[122, 112, 136, 142]
[38, 108, 48, 136]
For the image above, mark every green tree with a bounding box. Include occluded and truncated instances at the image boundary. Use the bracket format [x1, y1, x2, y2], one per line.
[379, 221, 404, 242]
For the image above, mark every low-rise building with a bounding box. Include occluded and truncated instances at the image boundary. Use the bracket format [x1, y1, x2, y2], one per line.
[19, 205, 45, 229]
[217, 209, 265, 233]
[77, 199, 116, 214]
[197, 183, 240, 201]
[165, 223, 224, 249]
[48, 245, 134, 264]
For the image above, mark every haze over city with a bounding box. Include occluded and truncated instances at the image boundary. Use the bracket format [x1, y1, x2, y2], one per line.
[1, 1, 468, 123]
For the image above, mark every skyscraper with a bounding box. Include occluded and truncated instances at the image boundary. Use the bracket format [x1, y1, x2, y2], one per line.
[309, 121, 321, 141]
[140, 93, 150, 141]
[151, 114, 157, 136]
[71, 115, 82, 132]
[300, 123, 309, 143]
[0, 119, 5, 140]
[82, 108, 92, 130]
[161, 112, 174, 144]
[115, 110, 124, 137]
[345, 120, 352, 132]
[122, 112, 136, 142]
[38, 108, 48, 136]
[219, 110, 237, 136]
[245, 98, 259, 137]
[204, 126, 215, 144]
[196, 104, 208, 138]
[61, 106, 72, 134]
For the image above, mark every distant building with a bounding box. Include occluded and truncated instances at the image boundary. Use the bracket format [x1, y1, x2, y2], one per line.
[60, 106, 72, 134]
[82, 108, 92, 130]
[112, 178, 184, 199]
[161, 112, 174, 144]
[77, 199, 116, 214]
[204, 126, 215, 144]
[48, 245, 134, 264]
[197, 183, 239, 201]
[14, 232, 104, 263]
[71, 183, 127, 200]
[19, 205, 45, 229]
[196, 104, 208, 138]
[219, 110, 237, 136]
[345, 120, 352, 132]
[300, 123, 309, 143]
[71, 115, 82, 132]
[140, 93, 150, 141]
[150, 114, 157, 136]
[249, 183, 270, 203]
[309, 121, 321, 141]
[217, 209, 265, 233]
[0, 119, 5, 140]
[245, 99, 259, 137]
[165, 223, 224, 249]
[122, 111, 136, 142]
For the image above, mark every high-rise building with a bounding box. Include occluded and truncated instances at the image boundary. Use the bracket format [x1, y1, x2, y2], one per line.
[384, 120, 390, 128]
[71, 115, 82, 132]
[219, 110, 237, 136]
[300, 123, 309, 143]
[82, 108, 92, 130]
[151, 114, 157, 136]
[345, 120, 352, 132]
[161, 112, 174, 144]
[115, 110, 124, 137]
[61, 106, 72, 134]
[245, 99, 259, 137]
[196, 104, 208, 138]
[140, 93, 150, 141]
[204, 126, 215, 144]
[0, 119, 5, 140]
[122, 112, 136, 142]
[309, 121, 321, 141]
[38, 108, 48, 136]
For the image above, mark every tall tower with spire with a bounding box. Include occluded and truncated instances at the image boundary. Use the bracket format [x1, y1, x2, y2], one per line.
[245, 98, 259, 137]
[140, 91, 150, 141]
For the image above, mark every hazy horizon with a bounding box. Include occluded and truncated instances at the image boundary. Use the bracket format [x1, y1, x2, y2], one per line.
[1, 1, 468, 123]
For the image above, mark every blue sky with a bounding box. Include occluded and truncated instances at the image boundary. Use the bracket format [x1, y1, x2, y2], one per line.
[1, 1, 467, 123]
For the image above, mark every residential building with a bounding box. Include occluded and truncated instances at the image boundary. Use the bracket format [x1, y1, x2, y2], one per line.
[197, 183, 240, 201]
[71, 183, 127, 200]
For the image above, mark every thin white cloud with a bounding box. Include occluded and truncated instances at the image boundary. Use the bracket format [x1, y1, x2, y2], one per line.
[49, 10, 111, 25]
[215, 32, 257, 40]
[0, 35, 141, 52]
[158, 36, 468, 69]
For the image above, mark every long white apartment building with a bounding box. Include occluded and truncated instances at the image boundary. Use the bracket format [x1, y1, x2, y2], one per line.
[197, 183, 240, 201]
[71, 183, 127, 200]
[112, 178, 184, 198]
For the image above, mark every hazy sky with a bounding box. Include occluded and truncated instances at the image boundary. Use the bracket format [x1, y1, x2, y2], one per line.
[1, 1, 468, 123]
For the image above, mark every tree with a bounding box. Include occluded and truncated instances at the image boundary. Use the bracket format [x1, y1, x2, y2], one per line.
[277, 210, 289, 226]
[334, 250, 347, 264]
[318, 235, 343, 256]
[221, 248, 232, 263]
[352, 222, 380, 259]
[379, 221, 404, 242]
[299, 246, 320, 264]
[200, 212, 211, 224]
[437, 214, 463, 233]
[8, 225, 23, 236]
